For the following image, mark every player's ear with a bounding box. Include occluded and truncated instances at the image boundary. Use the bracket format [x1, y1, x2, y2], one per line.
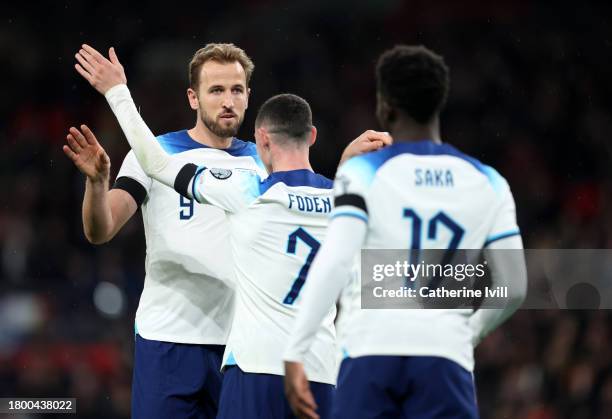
[308, 126, 317, 147]
[187, 88, 199, 111]
[256, 127, 269, 148]
[245, 87, 251, 109]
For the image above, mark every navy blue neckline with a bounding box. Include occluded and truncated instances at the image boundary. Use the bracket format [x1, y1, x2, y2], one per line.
[158, 130, 256, 157]
[384, 139, 474, 162]
[259, 169, 333, 195]
[354, 139, 495, 182]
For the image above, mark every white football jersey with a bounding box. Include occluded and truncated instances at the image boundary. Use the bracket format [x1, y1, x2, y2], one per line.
[332, 140, 521, 371]
[115, 130, 266, 345]
[190, 168, 337, 384]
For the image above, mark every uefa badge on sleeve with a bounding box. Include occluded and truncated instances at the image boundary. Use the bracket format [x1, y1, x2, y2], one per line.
[210, 168, 233, 180]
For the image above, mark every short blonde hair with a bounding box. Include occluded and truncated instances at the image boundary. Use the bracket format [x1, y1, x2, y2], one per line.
[189, 43, 255, 89]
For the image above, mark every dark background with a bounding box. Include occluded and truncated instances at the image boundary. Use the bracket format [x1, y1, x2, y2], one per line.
[1, 1, 612, 418]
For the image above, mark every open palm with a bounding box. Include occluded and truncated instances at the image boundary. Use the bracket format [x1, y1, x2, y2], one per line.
[63, 124, 110, 182]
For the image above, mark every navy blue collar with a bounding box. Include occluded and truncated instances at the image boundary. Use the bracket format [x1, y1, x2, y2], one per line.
[158, 130, 256, 157]
[259, 169, 333, 195]
[359, 139, 491, 180]
[363, 139, 463, 161]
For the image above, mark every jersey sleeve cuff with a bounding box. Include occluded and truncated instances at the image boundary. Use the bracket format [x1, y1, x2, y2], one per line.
[484, 229, 521, 247]
[104, 84, 130, 101]
[190, 166, 207, 203]
[330, 207, 369, 223]
[112, 176, 147, 207]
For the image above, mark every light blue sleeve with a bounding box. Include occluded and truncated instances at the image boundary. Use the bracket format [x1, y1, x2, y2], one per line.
[192, 168, 261, 213]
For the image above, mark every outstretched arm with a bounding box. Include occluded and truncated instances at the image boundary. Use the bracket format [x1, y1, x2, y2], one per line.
[106, 84, 253, 212]
[75, 44, 255, 213]
[75, 44, 195, 195]
[104, 84, 190, 189]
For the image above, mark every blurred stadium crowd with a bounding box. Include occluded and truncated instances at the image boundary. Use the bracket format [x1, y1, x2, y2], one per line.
[1, 1, 611, 418]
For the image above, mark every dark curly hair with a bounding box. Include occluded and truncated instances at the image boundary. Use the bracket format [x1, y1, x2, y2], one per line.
[376, 45, 449, 124]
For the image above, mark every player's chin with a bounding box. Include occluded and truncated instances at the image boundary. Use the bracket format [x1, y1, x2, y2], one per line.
[214, 121, 240, 137]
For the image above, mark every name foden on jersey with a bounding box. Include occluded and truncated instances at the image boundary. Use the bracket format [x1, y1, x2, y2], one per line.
[287, 194, 332, 213]
[415, 168, 454, 187]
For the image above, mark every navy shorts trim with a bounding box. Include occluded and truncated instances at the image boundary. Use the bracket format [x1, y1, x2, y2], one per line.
[131, 334, 225, 419]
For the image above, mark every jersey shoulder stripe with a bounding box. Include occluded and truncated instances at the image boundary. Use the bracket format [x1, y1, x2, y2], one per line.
[156, 130, 258, 158]
[341, 140, 506, 193]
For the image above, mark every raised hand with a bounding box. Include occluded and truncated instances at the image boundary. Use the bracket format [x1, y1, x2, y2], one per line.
[63, 125, 110, 183]
[75, 44, 127, 95]
[339, 130, 393, 165]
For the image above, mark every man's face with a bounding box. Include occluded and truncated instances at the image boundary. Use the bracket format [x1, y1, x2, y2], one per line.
[194, 60, 249, 138]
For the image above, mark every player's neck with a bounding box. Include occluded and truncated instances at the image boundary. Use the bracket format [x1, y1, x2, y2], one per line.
[390, 117, 442, 144]
[270, 149, 313, 173]
[188, 122, 233, 149]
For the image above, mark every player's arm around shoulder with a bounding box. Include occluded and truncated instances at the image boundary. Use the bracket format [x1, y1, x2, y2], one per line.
[339, 130, 392, 165]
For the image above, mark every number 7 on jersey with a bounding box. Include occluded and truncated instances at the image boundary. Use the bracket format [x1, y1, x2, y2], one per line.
[283, 227, 320, 305]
